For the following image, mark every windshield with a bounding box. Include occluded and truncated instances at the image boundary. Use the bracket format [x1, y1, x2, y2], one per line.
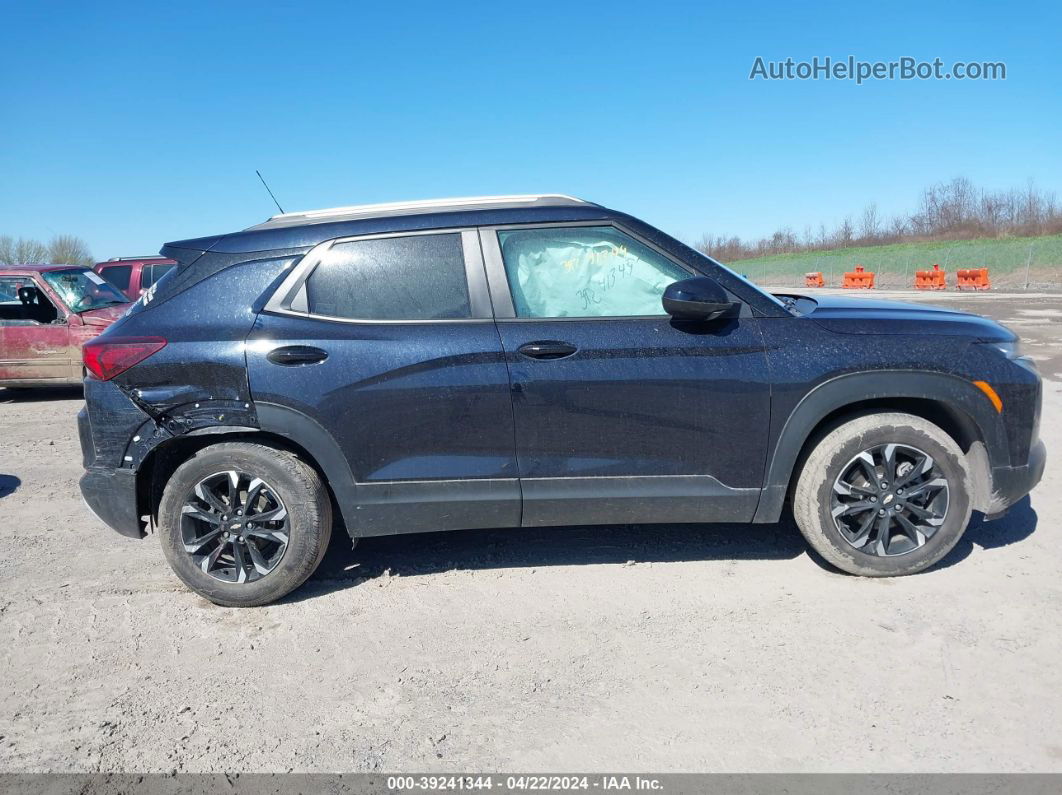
[42, 268, 129, 312]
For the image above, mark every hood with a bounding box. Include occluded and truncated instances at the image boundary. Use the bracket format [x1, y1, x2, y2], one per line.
[79, 303, 131, 327]
[780, 293, 1015, 341]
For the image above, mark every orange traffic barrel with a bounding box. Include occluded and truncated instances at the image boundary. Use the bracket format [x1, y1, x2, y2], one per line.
[842, 265, 875, 289]
[805, 272, 825, 288]
[956, 267, 991, 290]
[915, 263, 946, 290]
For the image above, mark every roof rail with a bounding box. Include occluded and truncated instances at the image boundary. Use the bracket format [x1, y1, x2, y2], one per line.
[263, 194, 589, 224]
[106, 255, 168, 262]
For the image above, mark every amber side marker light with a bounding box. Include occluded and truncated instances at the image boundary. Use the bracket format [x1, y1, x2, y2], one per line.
[972, 380, 1003, 413]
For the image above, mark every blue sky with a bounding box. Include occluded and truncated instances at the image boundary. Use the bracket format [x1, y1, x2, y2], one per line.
[1, 0, 1059, 258]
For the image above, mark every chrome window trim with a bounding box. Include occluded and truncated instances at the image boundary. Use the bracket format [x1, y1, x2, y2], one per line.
[261, 227, 493, 325]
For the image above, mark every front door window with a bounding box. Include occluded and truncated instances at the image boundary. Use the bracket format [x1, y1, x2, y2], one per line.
[497, 226, 690, 318]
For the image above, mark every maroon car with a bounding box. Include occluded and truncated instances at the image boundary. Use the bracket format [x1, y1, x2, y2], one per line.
[0, 264, 131, 387]
[94, 256, 177, 300]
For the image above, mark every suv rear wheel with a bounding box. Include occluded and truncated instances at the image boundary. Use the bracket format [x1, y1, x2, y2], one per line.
[793, 412, 972, 576]
[157, 442, 332, 606]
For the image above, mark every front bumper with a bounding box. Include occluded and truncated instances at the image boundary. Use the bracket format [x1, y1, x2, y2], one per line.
[79, 467, 144, 538]
[986, 439, 1046, 518]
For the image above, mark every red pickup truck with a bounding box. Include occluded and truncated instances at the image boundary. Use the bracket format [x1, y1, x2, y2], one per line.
[94, 256, 176, 300]
[0, 264, 131, 387]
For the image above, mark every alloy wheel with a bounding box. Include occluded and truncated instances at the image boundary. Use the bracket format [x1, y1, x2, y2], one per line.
[830, 443, 950, 557]
[180, 470, 289, 583]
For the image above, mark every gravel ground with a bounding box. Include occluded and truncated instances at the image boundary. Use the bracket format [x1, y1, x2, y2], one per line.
[0, 292, 1059, 773]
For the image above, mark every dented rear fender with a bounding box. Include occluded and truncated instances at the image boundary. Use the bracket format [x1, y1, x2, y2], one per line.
[80, 257, 298, 472]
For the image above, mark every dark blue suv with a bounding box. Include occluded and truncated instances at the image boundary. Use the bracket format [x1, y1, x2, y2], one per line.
[78, 195, 1045, 606]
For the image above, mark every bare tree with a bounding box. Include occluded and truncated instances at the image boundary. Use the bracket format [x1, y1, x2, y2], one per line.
[838, 216, 854, 248]
[859, 203, 880, 242]
[694, 177, 1062, 262]
[0, 236, 50, 264]
[47, 234, 94, 266]
[0, 234, 94, 265]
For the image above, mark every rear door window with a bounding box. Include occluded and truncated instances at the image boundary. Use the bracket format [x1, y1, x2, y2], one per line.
[141, 263, 175, 289]
[304, 233, 470, 321]
[98, 265, 132, 292]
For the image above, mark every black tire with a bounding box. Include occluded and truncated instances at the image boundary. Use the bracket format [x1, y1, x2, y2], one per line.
[157, 442, 332, 606]
[792, 412, 972, 576]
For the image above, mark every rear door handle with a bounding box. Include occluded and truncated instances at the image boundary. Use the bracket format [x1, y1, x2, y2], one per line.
[516, 340, 578, 360]
[267, 345, 328, 366]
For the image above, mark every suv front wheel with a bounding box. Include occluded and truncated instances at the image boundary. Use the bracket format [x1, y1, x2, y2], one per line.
[793, 412, 972, 576]
[157, 442, 332, 606]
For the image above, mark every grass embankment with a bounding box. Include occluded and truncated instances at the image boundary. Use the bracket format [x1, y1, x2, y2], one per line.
[727, 234, 1062, 290]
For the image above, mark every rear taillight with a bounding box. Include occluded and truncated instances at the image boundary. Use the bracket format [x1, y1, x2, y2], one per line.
[83, 337, 167, 381]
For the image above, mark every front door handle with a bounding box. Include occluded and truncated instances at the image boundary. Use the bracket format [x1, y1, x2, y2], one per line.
[516, 340, 578, 360]
[267, 345, 328, 366]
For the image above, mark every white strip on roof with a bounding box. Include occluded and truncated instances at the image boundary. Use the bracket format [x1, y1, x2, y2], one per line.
[264, 194, 588, 224]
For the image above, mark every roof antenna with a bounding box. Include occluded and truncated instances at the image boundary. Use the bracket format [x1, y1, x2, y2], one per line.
[255, 169, 285, 214]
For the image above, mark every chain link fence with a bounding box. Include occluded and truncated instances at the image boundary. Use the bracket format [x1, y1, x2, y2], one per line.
[727, 236, 1062, 291]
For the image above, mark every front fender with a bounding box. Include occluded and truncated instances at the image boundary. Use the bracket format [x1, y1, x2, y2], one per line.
[752, 370, 1005, 523]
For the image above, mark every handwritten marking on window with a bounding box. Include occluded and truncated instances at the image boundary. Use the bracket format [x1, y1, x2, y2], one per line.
[561, 245, 628, 273]
[577, 287, 602, 309]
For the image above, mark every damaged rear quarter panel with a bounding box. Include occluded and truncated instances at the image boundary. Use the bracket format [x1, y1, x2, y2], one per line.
[101, 256, 301, 467]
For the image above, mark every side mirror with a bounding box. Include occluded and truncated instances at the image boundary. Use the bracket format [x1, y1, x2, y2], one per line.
[67, 313, 83, 326]
[662, 277, 737, 321]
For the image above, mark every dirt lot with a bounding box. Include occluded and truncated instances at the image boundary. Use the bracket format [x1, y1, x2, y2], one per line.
[1, 291, 1060, 773]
